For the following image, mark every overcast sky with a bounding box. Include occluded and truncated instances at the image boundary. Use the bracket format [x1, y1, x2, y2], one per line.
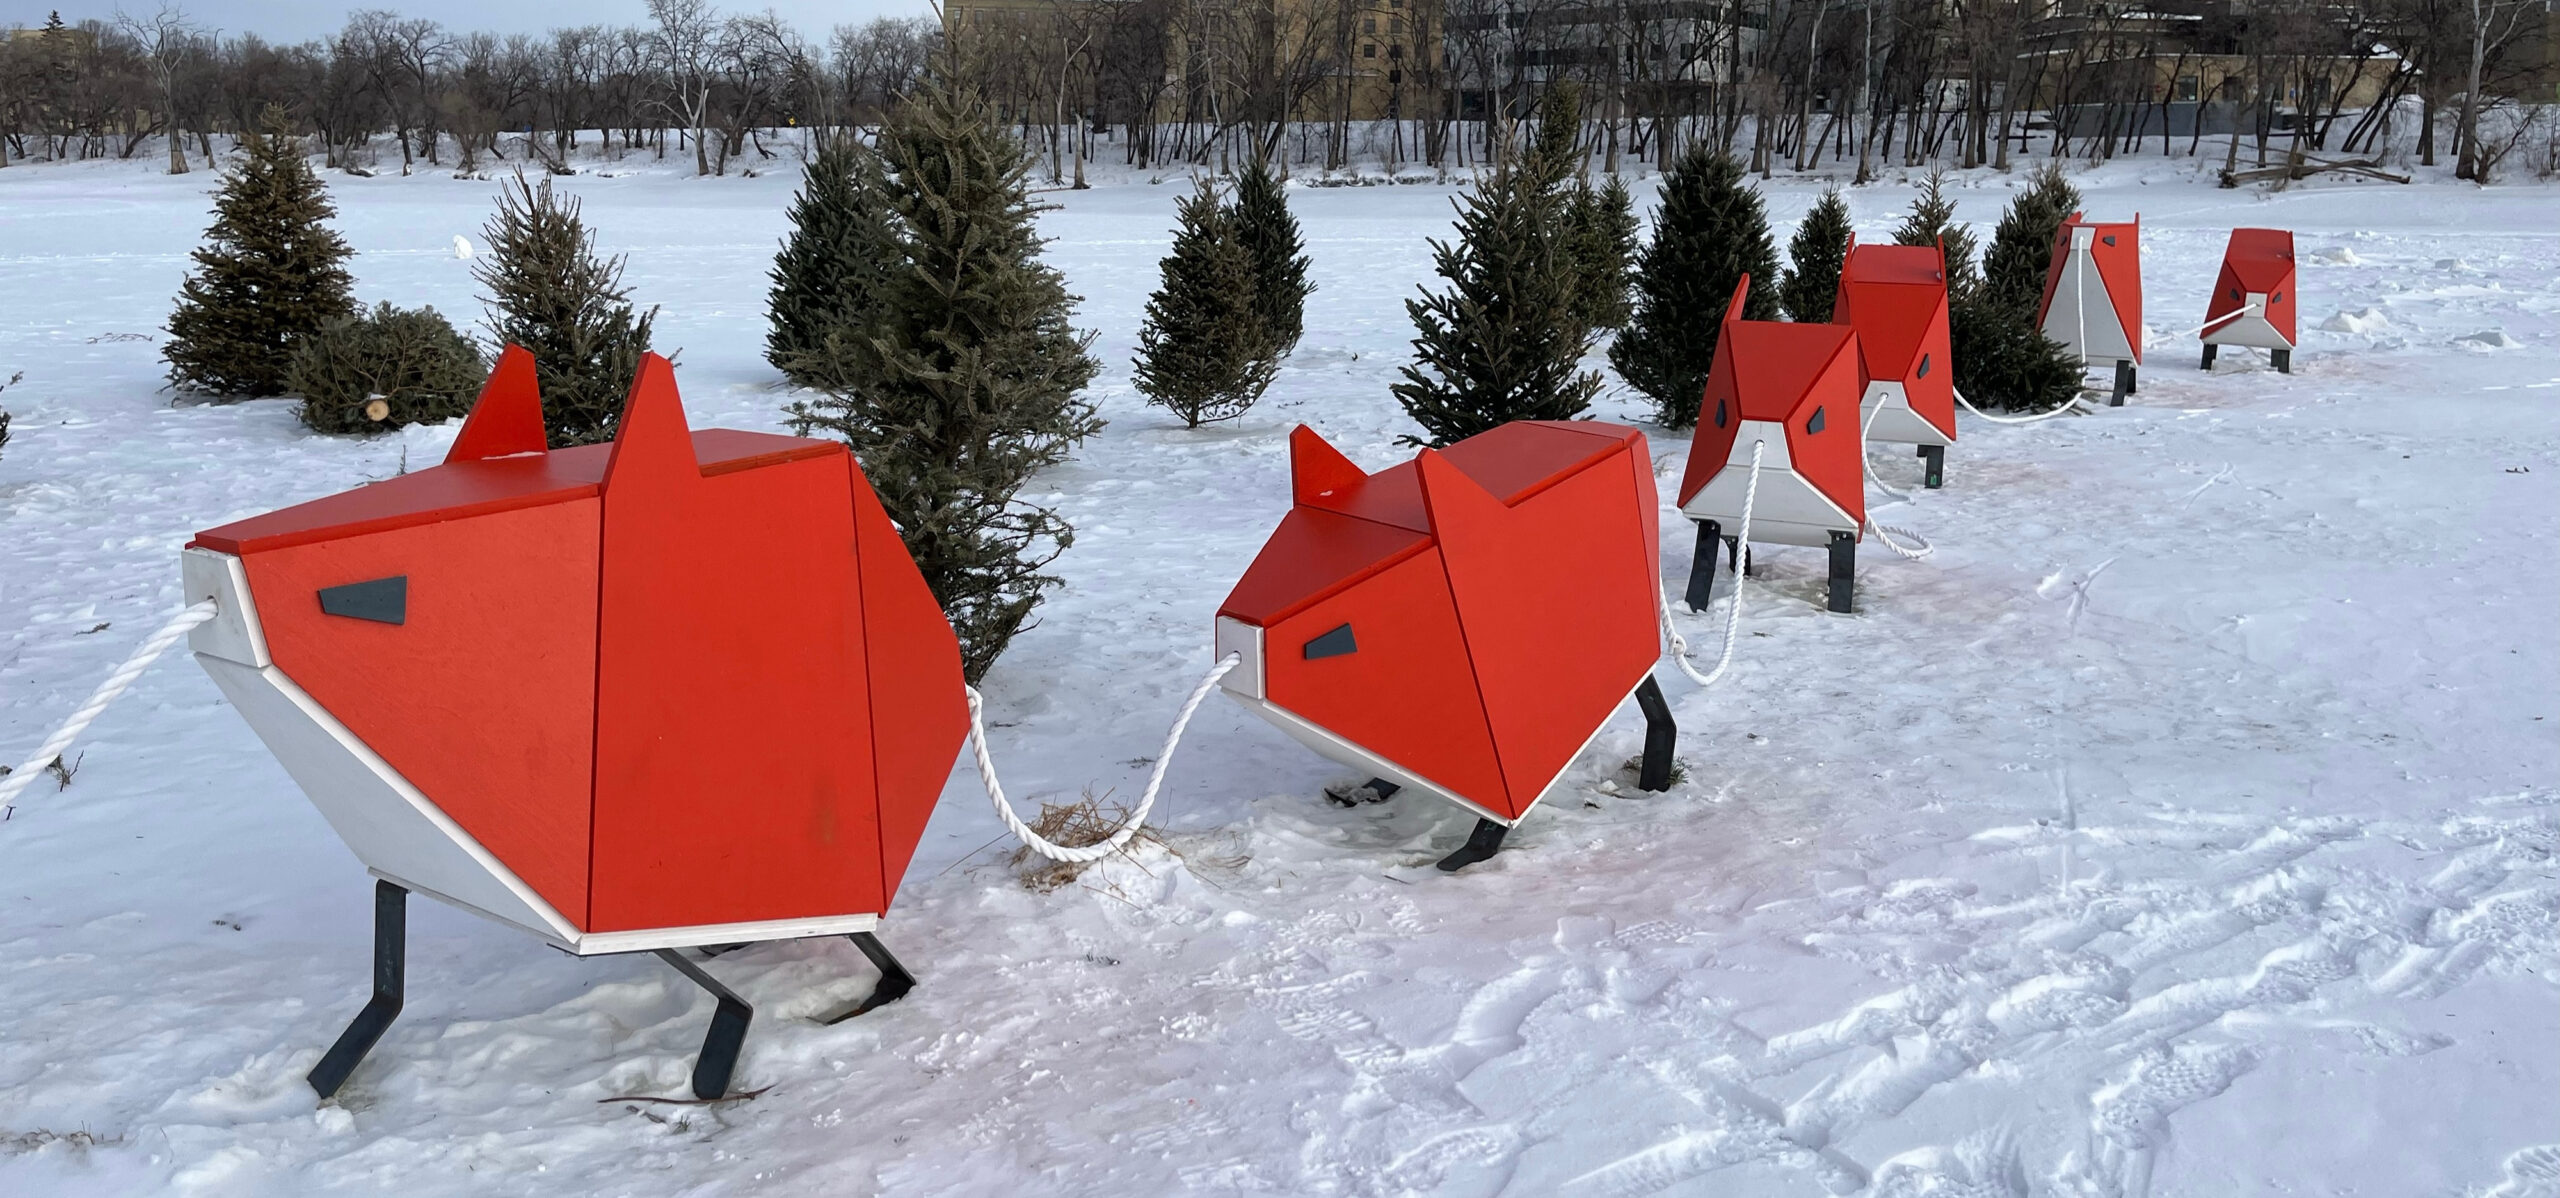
[28, 1, 934, 43]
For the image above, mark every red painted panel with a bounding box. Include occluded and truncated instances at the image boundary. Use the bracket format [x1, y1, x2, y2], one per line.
[588, 357, 883, 932]
[446, 345, 549, 464]
[2089, 217, 2143, 362]
[1677, 328, 1746, 508]
[245, 498, 601, 923]
[1786, 339, 1871, 530]
[1420, 448, 1655, 818]
[192, 456, 603, 556]
[850, 457, 969, 908]
[1263, 545, 1509, 813]
[1220, 507, 1433, 627]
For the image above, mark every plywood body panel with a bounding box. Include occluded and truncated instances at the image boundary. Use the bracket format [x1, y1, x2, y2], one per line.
[589, 359, 882, 933]
[243, 497, 602, 923]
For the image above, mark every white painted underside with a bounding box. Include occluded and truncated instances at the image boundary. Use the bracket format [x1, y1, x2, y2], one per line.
[2204, 292, 2294, 349]
[1215, 616, 1648, 828]
[1681, 467, 1857, 547]
[1228, 676, 1645, 829]
[195, 653, 584, 946]
[1859, 381, 1952, 447]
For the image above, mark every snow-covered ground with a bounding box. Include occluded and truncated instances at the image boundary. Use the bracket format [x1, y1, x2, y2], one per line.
[1, 152, 2556, 1197]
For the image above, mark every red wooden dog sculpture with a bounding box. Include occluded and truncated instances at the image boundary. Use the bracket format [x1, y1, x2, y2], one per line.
[1678, 274, 1869, 614]
[2201, 227, 2298, 373]
[182, 347, 967, 1101]
[2039, 212, 2145, 404]
[1835, 239, 1957, 489]
[1213, 423, 1674, 871]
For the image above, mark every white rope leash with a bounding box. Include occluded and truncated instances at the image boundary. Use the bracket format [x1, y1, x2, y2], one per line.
[1957, 385, 2085, 424]
[966, 651, 1241, 864]
[0, 599, 218, 815]
[2153, 297, 2264, 346]
[1856, 402, 1935, 560]
[1662, 440, 1764, 688]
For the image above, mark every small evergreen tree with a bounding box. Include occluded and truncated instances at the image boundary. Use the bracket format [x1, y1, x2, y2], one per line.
[1979, 160, 2082, 313]
[289, 304, 488, 435]
[1951, 295, 2084, 413]
[766, 136, 896, 387]
[1892, 168, 1980, 297]
[1609, 145, 1779, 428]
[1133, 180, 1278, 427]
[1564, 173, 1638, 330]
[163, 111, 355, 398]
[474, 174, 657, 447]
[1231, 158, 1313, 361]
[1779, 189, 1852, 323]
[1392, 153, 1599, 446]
[785, 53, 1101, 682]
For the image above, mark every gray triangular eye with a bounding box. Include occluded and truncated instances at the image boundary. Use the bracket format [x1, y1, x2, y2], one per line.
[318, 576, 406, 625]
[1303, 623, 1357, 660]
[1806, 407, 1826, 435]
[1715, 399, 1728, 429]
[1917, 354, 1931, 379]
[2103, 235, 2118, 246]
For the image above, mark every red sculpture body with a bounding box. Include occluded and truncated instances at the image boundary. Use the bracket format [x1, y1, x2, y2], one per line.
[2201, 227, 2298, 373]
[1214, 422, 1676, 870]
[1835, 240, 1957, 489]
[1676, 274, 1869, 614]
[182, 347, 964, 1099]
[2039, 212, 2145, 403]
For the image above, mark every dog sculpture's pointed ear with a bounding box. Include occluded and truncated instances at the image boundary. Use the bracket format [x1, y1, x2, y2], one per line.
[1290, 425, 1366, 507]
[1412, 446, 1507, 541]
[445, 344, 548, 463]
[601, 353, 699, 492]
[1723, 273, 1753, 335]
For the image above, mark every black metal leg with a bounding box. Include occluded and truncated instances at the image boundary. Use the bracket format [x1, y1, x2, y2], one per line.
[1635, 674, 1675, 792]
[816, 932, 917, 1026]
[2271, 348, 2291, 374]
[2111, 360, 2133, 406]
[1918, 444, 1945, 489]
[656, 949, 754, 1100]
[2201, 343, 2218, 370]
[1725, 535, 1741, 573]
[309, 880, 406, 1100]
[1435, 818, 1510, 872]
[1827, 530, 1856, 614]
[1684, 520, 1720, 611]
[1741, 542, 1757, 577]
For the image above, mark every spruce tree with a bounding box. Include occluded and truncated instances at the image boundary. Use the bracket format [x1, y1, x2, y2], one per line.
[1133, 180, 1278, 427]
[1979, 160, 2082, 313]
[474, 174, 657, 447]
[766, 136, 896, 387]
[163, 111, 355, 398]
[784, 53, 1101, 683]
[1951, 295, 2084, 413]
[1565, 173, 1638, 330]
[1609, 145, 1779, 428]
[1892, 168, 1980, 297]
[1231, 159, 1313, 361]
[1778, 189, 1852, 323]
[1392, 154, 1598, 447]
[289, 304, 487, 435]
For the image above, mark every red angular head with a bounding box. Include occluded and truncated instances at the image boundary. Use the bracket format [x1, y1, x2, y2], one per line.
[1215, 423, 1661, 825]
[2205, 227, 2297, 349]
[183, 348, 968, 951]
[1678, 274, 1868, 544]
